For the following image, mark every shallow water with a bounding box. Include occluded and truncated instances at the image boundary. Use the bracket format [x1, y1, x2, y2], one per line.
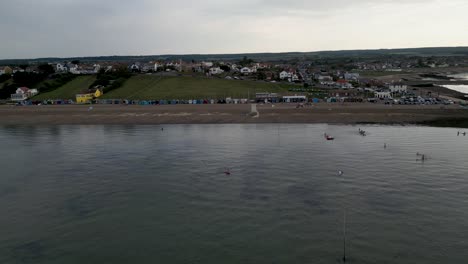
[1, 124, 468, 264]
[441, 84, 468, 94]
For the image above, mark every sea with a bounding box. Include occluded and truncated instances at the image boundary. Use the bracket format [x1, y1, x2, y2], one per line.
[1, 124, 468, 264]
[445, 73, 468, 94]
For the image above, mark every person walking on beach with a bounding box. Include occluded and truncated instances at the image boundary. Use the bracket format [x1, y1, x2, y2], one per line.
[458, 131, 460, 136]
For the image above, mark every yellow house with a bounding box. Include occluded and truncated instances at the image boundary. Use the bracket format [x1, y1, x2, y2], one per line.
[0, 66, 13, 75]
[76, 89, 103, 104]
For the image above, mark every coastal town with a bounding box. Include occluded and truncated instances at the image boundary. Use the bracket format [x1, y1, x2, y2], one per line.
[1, 53, 467, 107]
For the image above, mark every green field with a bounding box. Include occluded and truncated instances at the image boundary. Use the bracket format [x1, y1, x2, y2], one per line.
[102, 75, 297, 99]
[34, 76, 97, 100]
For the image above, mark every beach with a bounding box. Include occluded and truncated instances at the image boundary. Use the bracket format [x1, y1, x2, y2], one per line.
[0, 103, 466, 126]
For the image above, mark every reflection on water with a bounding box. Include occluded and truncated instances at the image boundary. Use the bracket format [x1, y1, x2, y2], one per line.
[1, 124, 468, 264]
[441, 84, 468, 94]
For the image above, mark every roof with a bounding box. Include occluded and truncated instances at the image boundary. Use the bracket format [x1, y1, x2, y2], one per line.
[18, 87, 30, 92]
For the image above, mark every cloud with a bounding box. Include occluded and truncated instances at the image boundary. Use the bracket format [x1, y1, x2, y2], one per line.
[0, 0, 466, 59]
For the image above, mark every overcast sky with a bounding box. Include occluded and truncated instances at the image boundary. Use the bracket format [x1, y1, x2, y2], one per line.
[1, 0, 467, 59]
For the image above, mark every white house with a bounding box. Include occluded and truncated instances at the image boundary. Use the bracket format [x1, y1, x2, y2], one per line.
[318, 75, 333, 82]
[291, 74, 300, 82]
[282, 95, 307, 103]
[375, 91, 392, 99]
[68, 64, 80, 74]
[344, 73, 360, 81]
[11, 87, 38, 101]
[209, 67, 224, 75]
[93, 64, 101, 73]
[389, 84, 408, 93]
[130, 63, 140, 72]
[202, 61, 214, 68]
[154, 63, 159, 72]
[56, 63, 67, 72]
[280, 71, 291, 80]
[240, 67, 252, 75]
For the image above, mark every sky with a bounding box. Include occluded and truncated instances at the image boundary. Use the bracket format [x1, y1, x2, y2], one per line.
[1, 0, 467, 59]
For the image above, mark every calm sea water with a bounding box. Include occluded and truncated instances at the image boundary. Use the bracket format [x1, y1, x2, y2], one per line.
[442, 84, 468, 94]
[444, 73, 468, 93]
[1, 125, 468, 264]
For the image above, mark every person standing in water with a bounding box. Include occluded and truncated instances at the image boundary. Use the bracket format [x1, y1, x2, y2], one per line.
[384, 143, 387, 149]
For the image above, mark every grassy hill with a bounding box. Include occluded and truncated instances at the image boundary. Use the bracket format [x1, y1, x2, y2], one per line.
[34, 75, 96, 100]
[102, 75, 297, 100]
[3, 47, 468, 65]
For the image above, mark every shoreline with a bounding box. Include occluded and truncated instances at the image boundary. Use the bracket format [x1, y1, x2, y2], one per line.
[0, 104, 467, 127]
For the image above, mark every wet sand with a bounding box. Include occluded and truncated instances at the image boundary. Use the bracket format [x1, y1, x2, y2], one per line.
[0, 104, 466, 126]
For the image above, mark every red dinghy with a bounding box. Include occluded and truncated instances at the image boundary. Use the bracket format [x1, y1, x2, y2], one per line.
[324, 133, 334, 141]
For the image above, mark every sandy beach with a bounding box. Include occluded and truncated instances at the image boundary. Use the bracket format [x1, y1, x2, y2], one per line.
[0, 103, 466, 126]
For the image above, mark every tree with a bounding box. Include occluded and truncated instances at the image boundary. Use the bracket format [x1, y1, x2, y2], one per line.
[220, 65, 230, 72]
[0, 83, 17, 99]
[71, 60, 80, 65]
[0, 74, 11, 83]
[38, 64, 55, 75]
[257, 71, 266, 80]
[240, 56, 254, 66]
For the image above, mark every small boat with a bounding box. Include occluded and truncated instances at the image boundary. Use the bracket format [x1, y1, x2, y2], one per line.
[224, 168, 231, 175]
[324, 133, 334, 141]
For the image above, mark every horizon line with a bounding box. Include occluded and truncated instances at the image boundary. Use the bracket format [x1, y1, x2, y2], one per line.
[1, 45, 468, 61]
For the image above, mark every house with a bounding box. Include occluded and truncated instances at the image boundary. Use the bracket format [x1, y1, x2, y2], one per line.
[282, 95, 307, 103]
[202, 61, 214, 68]
[255, 92, 279, 103]
[291, 74, 300, 82]
[10, 87, 39, 101]
[140, 63, 154, 73]
[280, 71, 291, 80]
[389, 84, 408, 93]
[67, 64, 80, 74]
[56, 64, 67, 72]
[375, 91, 392, 99]
[93, 64, 101, 73]
[240, 67, 252, 75]
[328, 89, 360, 98]
[0, 66, 13, 75]
[317, 75, 333, 82]
[336, 79, 353, 89]
[209, 67, 224, 75]
[344, 72, 360, 81]
[76, 89, 103, 104]
[129, 63, 140, 72]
